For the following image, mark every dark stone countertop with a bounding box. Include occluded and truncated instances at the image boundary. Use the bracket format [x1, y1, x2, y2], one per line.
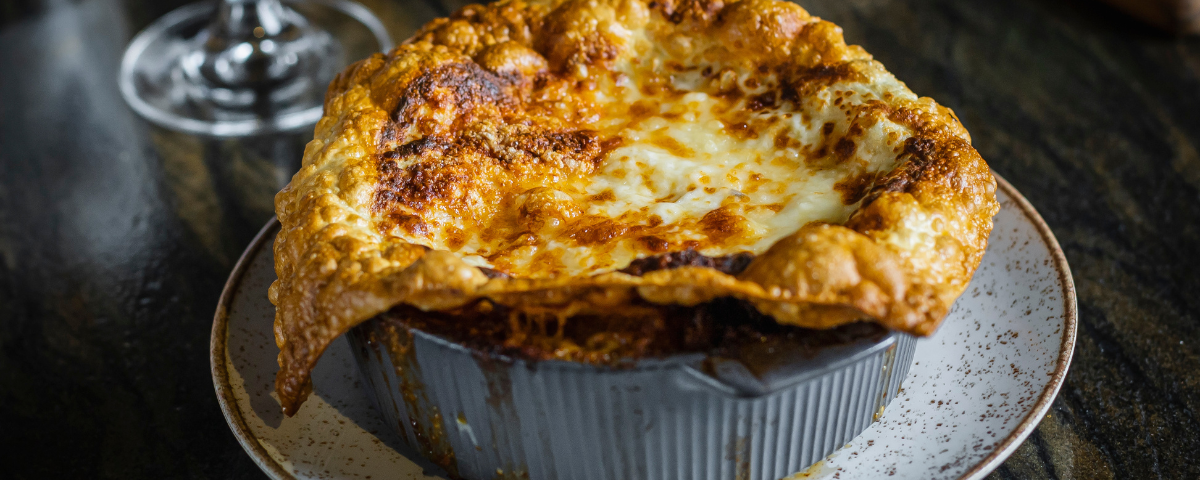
[1, 0, 1198, 478]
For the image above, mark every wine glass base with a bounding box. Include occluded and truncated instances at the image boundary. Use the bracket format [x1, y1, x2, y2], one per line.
[120, 0, 392, 137]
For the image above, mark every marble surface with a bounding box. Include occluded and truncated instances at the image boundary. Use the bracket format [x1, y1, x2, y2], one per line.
[0, 0, 1197, 478]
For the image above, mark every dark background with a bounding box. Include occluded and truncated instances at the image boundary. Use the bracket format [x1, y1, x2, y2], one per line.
[2, 0, 1199, 478]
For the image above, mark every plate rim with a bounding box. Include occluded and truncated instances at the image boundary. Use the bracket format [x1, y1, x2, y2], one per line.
[210, 174, 1078, 480]
[959, 174, 1077, 480]
[210, 217, 290, 480]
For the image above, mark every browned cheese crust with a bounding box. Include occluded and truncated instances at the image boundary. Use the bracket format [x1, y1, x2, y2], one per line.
[270, 0, 999, 415]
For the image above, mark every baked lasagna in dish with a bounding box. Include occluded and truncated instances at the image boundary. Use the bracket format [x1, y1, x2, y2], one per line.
[269, 0, 999, 416]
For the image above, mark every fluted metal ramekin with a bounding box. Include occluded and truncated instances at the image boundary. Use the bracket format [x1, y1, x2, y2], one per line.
[347, 317, 916, 480]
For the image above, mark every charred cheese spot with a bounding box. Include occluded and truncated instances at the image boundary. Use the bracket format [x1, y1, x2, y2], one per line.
[445, 225, 468, 249]
[698, 205, 749, 245]
[379, 61, 521, 147]
[834, 137, 856, 160]
[567, 216, 634, 245]
[637, 235, 672, 252]
[381, 212, 432, 237]
[834, 170, 879, 205]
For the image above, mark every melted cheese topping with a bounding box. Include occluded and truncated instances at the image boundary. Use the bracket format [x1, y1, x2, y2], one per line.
[442, 53, 913, 278]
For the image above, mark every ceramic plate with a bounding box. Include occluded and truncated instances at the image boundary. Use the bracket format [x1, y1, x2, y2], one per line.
[211, 175, 1076, 480]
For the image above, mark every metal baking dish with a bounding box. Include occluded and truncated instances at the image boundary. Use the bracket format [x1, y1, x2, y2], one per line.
[347, 315, 916, 480]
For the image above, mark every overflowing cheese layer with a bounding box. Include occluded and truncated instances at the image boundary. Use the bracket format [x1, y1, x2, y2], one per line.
[400, 55, 915, 278]
[270, 0, 1002, 415]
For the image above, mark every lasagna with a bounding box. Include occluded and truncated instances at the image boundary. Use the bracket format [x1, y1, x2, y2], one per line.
[269, 0, 999, 415]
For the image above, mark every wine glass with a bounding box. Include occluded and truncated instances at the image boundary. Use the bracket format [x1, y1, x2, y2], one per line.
[119, 0, 393, 137]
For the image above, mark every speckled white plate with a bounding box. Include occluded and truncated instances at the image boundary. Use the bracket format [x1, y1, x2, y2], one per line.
[211, 175, 1076, 480]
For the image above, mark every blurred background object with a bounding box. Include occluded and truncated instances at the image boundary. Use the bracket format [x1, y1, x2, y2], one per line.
[119, 0, 391, 137]
[1100, 0, 1200, 34]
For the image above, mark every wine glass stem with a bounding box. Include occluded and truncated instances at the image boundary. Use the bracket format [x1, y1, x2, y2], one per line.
[214, 0, 291, 38]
